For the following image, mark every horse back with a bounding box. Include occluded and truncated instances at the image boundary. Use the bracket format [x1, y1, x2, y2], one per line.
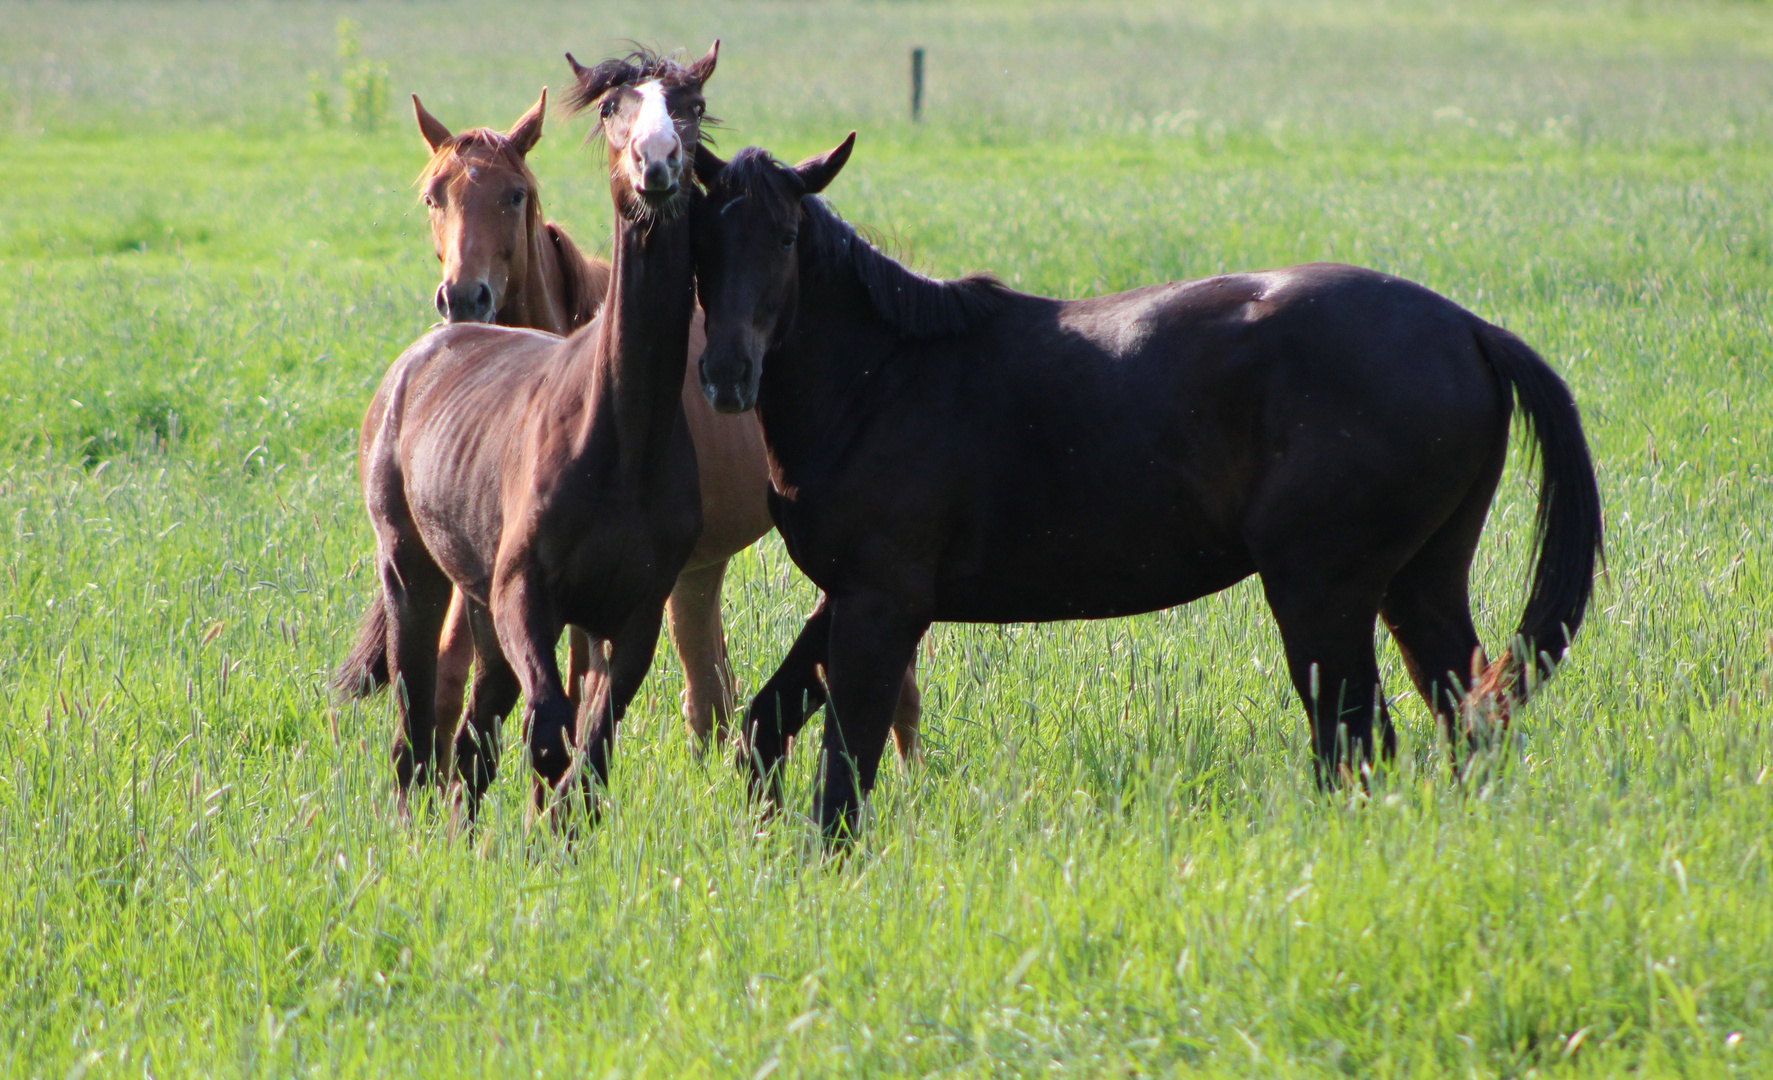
[1027, 263, 1505, 477]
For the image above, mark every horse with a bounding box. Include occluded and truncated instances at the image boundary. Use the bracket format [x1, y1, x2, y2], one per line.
[335, 91, 610, 750]
[343, 45, 716, 818]
[337, 87, 926, 761]
[690, 136, 1603, 840]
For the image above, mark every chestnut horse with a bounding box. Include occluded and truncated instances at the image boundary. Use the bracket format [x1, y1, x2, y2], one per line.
[347, 46, 715, 816]
[692, 137, 1603, 839]
[337, 88, 924, 760]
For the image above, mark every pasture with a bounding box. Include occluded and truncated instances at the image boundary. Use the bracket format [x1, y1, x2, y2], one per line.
[1, 0, 1770, 1075]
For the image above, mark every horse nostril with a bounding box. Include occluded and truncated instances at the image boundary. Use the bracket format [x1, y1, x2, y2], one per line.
[440, 282, 494, 323]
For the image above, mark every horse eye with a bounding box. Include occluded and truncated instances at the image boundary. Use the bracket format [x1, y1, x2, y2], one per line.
[692, 102, 705, 118]
[781, 233, 797, 250]
[422, 193, 437, 208]
[600, 97, 617, 119]
[510, 190, 526, 207]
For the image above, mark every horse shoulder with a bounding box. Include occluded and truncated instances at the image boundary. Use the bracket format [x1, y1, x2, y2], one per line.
[365, 325, 459, 448]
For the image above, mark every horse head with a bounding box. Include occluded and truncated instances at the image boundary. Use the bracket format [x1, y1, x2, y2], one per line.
[565, 42, 718, 221]
[691, 133, 854, 413]
[414, 92, 547, 324]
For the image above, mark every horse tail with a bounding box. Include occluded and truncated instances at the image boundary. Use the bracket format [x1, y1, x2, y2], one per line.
[335, 599, 391, 699]
[1474, 320, 1604, 702]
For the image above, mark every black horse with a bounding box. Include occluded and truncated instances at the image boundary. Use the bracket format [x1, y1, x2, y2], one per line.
[691, 136, 1602, 839]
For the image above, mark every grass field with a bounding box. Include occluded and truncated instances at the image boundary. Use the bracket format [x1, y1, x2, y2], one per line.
[2, 1, 1771, 1075]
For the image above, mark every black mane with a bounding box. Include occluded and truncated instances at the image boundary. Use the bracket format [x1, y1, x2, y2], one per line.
[805, 198, 1010, 338]
[722, 148, 1010, 340]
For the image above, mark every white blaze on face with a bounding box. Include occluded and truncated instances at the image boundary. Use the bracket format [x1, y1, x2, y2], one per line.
[628, 80, 681, 193]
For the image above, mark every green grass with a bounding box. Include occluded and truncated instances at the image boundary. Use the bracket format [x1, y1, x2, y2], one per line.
[2, 1, 1772, 1076]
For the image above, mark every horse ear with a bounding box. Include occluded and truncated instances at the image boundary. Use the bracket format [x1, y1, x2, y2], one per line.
[688, 40, 719, 85]
[693, 142, 728, 186]
[793, 132, 855, 195]
[507, 89, 546, 157]
[564, 52, 628, 116]
[413, 95, 452, 153]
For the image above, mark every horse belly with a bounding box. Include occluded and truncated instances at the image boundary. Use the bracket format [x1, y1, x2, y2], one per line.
[933, 529, 1253, 622]
[405, 452, 508, 599]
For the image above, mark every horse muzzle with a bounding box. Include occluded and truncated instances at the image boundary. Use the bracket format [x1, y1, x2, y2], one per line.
[698, 344, 759, 414]
[703, 382, 754, 414]
[630, 133, 684, 208]
[437, 280, 495, 323]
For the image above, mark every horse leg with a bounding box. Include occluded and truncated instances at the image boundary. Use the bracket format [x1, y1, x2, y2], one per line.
[666, 560, 735, 752]
[566, 627, 603, 712]
[1383, 562, 1482, 767]
[818, 591, 928, 843]
[580, 599, 669, 797]
[1258, 571, 1391, 787]
[380, 544, 454, 810]
[1382, 440, 1506, 762]
[889, 655, 923, 764]
[486, 571, 574, 815]
[740, 598, 833, 806]
[452, 598, 520, 816]
[432, 589, 475, 779]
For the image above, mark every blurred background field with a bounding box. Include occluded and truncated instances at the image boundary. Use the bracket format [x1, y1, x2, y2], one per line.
[6, 0, 1773, 143]
[0, 2, 1770, 1077]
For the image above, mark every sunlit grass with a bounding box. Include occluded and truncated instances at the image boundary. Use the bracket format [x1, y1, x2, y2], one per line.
[1, 1, 1771, 1076]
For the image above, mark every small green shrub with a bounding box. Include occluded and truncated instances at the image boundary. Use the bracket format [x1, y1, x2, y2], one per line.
[306, 18, 386, 134]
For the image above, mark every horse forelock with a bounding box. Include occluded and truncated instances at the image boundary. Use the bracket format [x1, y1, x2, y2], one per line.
[564, 47, 709, 120]
[718, 148, 804, 231]
[417, 128, 536, 193]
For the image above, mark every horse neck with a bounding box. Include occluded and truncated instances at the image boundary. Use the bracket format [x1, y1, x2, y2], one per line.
[759, 252, 897, 472]
[574, 205, 696, 472]
[541, 221, 613, 332]
[495, 202, 574, 335]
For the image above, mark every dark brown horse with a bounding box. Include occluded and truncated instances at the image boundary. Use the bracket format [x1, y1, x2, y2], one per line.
[344, 45, 716, 817]
[340, 87, 926, 760]
[691, 137, 1603, 839]
[337, 91, 609, 749]
[412, 90, 607, 752]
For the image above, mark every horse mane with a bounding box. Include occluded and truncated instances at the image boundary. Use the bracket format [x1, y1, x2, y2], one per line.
[806, 197, 1009, 338]
[545, 223, 611, 329]
[719, 148, 1008, 339]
